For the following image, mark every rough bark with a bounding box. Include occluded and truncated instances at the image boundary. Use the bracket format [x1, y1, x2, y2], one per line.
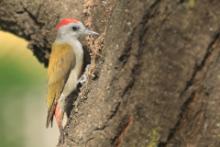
[1, 0, 220, 147]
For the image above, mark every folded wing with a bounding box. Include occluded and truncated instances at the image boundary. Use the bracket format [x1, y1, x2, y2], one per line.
[46, 43, 75, 127]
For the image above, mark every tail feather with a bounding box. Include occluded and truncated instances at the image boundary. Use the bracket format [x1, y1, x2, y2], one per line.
[46, 100, 56, 128]
[46, 80, 64, 128]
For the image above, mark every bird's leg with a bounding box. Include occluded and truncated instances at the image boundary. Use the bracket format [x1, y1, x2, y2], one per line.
[78, 64, 90, 85]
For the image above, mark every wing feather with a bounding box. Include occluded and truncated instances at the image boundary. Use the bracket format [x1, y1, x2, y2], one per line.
[46, 42, 75, 127]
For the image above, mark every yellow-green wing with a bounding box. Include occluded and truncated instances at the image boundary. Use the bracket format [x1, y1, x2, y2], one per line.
[46, 42, 75, 127]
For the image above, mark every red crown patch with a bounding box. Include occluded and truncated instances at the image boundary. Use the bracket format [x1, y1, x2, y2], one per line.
[56, 18, 80, 30]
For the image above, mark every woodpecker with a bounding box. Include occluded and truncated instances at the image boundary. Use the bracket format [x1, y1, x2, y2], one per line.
[46, 18, 98, 142]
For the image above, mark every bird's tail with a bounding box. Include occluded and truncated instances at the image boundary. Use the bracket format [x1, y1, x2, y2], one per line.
[46, 102, 56, 128]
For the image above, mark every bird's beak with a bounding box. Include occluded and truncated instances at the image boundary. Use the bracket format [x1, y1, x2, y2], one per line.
[85, 29, 99, 36]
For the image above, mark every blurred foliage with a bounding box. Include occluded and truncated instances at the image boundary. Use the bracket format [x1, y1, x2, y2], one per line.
[0, 31, 45, 92]
[0, 31, 46, 147]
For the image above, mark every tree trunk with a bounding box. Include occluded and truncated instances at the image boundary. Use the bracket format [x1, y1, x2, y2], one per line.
[1, 0, 220, 146]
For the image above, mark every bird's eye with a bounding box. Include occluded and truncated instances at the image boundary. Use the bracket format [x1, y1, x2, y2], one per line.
[72, 26, 79, 31]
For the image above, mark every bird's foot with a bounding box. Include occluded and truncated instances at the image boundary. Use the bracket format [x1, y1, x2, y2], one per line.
[78, 64, 90, 85]
[78, 74, 87, 85]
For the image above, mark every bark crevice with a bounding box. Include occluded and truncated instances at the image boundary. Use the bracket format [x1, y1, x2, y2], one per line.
[158, 31, 220, 146]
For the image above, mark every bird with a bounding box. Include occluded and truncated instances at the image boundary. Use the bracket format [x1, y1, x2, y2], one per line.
[46, 18, 98, 143]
